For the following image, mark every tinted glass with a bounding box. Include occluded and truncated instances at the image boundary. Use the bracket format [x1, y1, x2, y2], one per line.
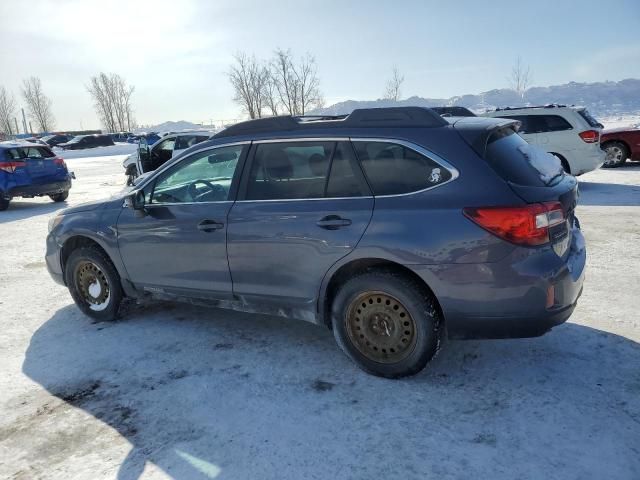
[326, 142, 369, 197]
[155, 138, 175, 152]
[175, 135, 197, 150]
[485, 128, 563, 187]
[151, 145, 243, 204]
[245, 141, 333, 200]
[353, 141, 451, 195]
[543, 115, 573, 132]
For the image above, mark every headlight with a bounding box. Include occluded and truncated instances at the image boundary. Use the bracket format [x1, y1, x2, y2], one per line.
[48, 214, 64, 232]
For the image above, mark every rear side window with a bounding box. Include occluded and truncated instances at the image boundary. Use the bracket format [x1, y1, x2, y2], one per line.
[246, 141, 333, 200]
[326, 142, 370, 198]
[542, 115, 572, 132]
[502, 115, 571, 133]
[353, 141, 451, 195]
[485, 128, 564, 187]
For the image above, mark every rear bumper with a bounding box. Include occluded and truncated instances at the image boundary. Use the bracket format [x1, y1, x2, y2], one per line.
[409, 226, 586, 340]
[7, 178, 71, 198]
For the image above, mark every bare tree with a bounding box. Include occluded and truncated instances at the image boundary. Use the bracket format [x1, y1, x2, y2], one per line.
[384, 66, 405, 101]
[21, 77, 55, 132]
[0, 86, 17, 135]
[87, 73, 135, 132]
[509, 56, 532, 99]
[228, 53, 270, 119]
[270, 49, 323, 116]
[263, 73, 280, 116]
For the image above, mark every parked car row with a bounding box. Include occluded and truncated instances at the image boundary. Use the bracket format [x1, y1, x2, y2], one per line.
[47, 107, 586, 378]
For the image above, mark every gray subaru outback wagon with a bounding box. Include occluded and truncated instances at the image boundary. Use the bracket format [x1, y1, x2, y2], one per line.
[46, 107, 585, 378]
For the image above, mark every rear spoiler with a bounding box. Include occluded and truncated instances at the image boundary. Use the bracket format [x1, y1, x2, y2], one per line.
[450, 117, 521, 158]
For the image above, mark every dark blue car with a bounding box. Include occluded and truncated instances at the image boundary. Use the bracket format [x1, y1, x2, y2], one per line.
[1, 142, 73, 211]
[45, 107, 585, 377]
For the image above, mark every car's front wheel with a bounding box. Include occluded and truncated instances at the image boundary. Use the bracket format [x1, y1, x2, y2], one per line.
[50, 191, 69, 202]
[65, 247, 123, 321]
[331, 271, 442, 378]
[603, 142, 629, 168]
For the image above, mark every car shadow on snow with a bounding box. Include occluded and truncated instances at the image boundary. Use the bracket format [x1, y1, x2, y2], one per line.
[0, 199, 68, 225]
[20, 303, 640, 479]
[578, 179, 640, 206]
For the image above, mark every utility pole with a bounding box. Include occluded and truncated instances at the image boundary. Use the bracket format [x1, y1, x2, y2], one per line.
[21, 108, 28, 134]
[14, 117, 19, 136]
[28, 121, 33, 135]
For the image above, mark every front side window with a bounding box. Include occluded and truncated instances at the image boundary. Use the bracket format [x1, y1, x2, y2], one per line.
[353, 141, 452, 196]
[151, 145, 243, 204]
[245, 141, 333, 200]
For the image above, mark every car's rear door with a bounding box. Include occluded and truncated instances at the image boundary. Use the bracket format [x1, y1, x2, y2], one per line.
[117, 143, 249, 296]
[227, 139, 373, 308]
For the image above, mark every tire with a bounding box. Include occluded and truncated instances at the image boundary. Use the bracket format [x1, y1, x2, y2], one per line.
[331, 270, 442, 378]
[126, 166, 138, 186]
[64, 246, 123, 321]
[0, 196, 9, 211]
[50, 191, 69, 202]
[602, 142, 629, 168]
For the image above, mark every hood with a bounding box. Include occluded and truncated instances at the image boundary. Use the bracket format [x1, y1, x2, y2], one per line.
[61, 191, 128, 215]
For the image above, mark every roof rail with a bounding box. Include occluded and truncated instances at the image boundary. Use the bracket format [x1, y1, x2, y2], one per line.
[213, 107, 447, 138]
[493, 103, 570, 112]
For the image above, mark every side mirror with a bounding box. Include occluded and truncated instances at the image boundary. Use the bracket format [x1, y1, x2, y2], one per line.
[125, 190, 146, 217]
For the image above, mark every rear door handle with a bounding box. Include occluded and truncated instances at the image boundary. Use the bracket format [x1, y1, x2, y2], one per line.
[316, 215, 352, 230]
[197, 219, 224, 232]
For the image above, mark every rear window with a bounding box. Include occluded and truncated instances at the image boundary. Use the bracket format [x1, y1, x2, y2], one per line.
[485, 128, 564, 187]
[353, 141, 452, 195]
[5, 147, 54, 159]
[577, 109, 603, 128]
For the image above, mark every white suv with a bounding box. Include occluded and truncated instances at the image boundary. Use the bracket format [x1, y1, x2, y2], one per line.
[123, 131, 215, 185]
[482, 105, 605, 175]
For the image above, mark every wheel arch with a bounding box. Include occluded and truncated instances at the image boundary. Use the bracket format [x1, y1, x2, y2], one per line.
[550, 152, 570, 173]
[60, 234, 138, 297]
[318, 257, 445, 330]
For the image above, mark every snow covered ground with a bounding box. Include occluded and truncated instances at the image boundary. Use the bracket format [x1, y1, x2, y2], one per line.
[600, 114, 640, 130]
[0, 155, 639, 479]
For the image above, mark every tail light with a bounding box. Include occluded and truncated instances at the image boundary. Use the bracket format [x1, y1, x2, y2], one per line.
[463, 202, 565, 246]
[579, 130, 599, 143]
[53, 157, 66, 168]
[0, 161, 26, 173]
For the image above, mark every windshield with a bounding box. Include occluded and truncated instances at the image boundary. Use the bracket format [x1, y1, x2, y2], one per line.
[68, 136, 85, 143]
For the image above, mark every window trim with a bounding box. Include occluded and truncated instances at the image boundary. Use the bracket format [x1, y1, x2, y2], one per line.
[132, 141, 251, 207]
[350, 137, 460, 198]
[234, 137, 459, 202]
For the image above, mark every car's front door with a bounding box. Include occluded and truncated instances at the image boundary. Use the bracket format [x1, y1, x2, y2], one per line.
[227, 139, 373, 308]
[117, 143, 248, 297]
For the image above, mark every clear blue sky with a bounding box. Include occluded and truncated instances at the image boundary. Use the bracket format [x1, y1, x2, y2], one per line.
[1, 0, 638, 129]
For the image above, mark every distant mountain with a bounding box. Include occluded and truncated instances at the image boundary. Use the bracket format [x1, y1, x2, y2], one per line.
[134, 120, 204, 133]
[312, 79, 640, 117]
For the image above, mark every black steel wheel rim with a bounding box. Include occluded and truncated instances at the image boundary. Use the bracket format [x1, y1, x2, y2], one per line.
[74, 261, 110, 311]
[345, 291, 417, 364]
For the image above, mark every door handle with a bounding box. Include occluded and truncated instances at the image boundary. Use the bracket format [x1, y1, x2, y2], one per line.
[316, 215, 352, 230]
[197, 219, 224, 232]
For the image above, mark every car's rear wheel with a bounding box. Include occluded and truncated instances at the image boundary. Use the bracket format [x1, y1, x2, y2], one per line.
[603, 142, 629, 168]
[331, 271, 442, 378]
[0, 196, 9, 211]
[65, 247, 123, 321]
[50, 191, 69, 202]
